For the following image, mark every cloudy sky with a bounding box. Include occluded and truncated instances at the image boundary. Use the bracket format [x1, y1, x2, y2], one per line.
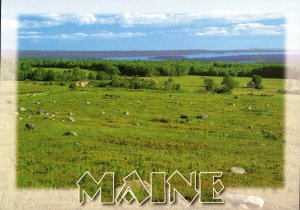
[18, 13, 285, 51]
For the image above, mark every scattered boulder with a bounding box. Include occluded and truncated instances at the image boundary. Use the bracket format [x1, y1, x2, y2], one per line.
[247, 106, 252, 110]
[68, 112, 73, 116]
[225, 193, 264, 209]
[196, 114, 208, 120]
[37, 109, 49, 115]
[35, 102, 41, 105]
[123, 111, 130, 115]
[248, 126, 253, 129]
[134, 122, 140, 126]
[66, 116, 75, 122]
[19, 107, 26, 112]
[180, 115, 188, 119]
[63, 131, 77, 136]
[49, 100, 56, 103]
[228, 103, 236, 106]
[231, 167, 246, 174]
[86, 101, 90, 105]
[25, 123, 36, 130]
[102, 111, 105, 114]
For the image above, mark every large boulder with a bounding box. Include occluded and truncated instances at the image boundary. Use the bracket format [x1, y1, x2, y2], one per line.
[231, 167, 246, 174]
[63, 131, 77, 136]
[37, 109, 49, 115]
[19, 107, 26, 112]
[195, 114, 208, 120]
[66, 116, 75, 122]
[180, 115, 189, 119]
[25, 123, 36, 130]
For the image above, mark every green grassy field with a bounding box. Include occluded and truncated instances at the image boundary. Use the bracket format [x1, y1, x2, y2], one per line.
[17, 75, 284, 191]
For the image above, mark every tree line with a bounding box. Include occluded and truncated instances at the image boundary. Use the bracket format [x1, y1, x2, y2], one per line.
[18, 58, 285, 81]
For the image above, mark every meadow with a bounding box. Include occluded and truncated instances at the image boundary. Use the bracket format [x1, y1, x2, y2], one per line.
[17, 74, 284, 193]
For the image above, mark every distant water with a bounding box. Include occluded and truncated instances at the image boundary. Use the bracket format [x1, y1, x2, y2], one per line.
[18, 50, 288, 62]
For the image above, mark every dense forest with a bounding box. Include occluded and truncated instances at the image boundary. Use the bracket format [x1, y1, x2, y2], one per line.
[18, 58, 285, 81]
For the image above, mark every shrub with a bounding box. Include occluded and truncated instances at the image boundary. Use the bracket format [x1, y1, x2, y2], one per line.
[110, 77, 122, 87]
[221, 75, 239, 90]
[88, 72, 96, 80]
[106, 65, 120, 76]
[215, 84, 232, 93]
[96, 71, 111, 80]
[72, 67, 86, 81]
[120, 79, 131, 88]
[251, 75, 263, 89]
[69, 83, 77, 90]
[204, 78, 215, 92]
[152, 118, 170, 123]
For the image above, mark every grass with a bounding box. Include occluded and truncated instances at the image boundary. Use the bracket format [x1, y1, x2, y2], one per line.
[17, 76, 284, 195]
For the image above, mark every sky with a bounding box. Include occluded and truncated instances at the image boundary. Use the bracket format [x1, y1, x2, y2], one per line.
[17, 13, 285, 51]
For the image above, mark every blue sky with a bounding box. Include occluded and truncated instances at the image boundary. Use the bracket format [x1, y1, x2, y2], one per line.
[18, 13, 285, 51]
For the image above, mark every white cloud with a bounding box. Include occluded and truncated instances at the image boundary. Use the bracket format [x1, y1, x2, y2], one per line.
[18, 31, 146, 40]
[90, 31, 146, 38]
[19, 31, 41, 35]
[77, 13, 97, 25]
[195, 23, 284, 36]
[19, 12, 284, 29]
[232, 23, 284, 35]
[116, 12, 284, 26]
[20, 20, 62, 28]
[120, 13, 168, 26]
[20, 13, 104, 28]
[196, 26, 229, 36]
[41, 13, 62, 21]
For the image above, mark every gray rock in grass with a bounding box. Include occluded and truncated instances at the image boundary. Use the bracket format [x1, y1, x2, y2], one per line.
[66, 116, 75, 122]
[195, 114, 208, 120]
[19, 107, 26, 111]
[231, 167, 246, 174]
[25, 123, 36, 130]
[63, 131, 77, 136]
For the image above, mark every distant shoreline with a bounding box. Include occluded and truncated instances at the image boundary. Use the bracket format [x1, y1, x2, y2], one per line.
[16, 49, 289, 63]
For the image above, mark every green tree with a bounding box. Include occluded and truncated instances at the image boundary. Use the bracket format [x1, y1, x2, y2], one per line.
[204, 78, 215, 92]
[32, 68, 46, 81]
[96, 71, 110, 80]
[106, 65, 120, 76]
[251, 75, 263, 89]
[88, 72, 96, 80]
[221, 75, 239, 90]
[72, 67, 86, 80]
[69, 83, 77, 90]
